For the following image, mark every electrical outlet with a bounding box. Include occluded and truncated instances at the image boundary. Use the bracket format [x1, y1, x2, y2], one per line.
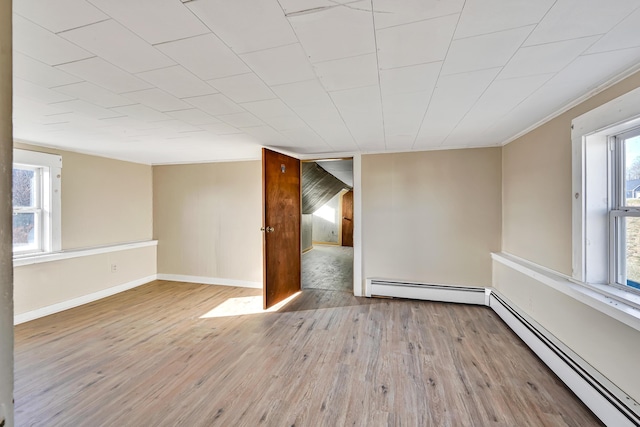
[110, 264, 117, 273]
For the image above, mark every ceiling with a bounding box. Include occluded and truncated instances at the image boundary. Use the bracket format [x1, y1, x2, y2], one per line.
[12, 0, 640, 165]
[316, 159, 353, 187]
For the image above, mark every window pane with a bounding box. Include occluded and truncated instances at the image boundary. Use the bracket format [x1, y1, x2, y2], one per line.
[13, 212, 39, 251]
[12, 167, 36, 207]
[623, 216, 640, 290]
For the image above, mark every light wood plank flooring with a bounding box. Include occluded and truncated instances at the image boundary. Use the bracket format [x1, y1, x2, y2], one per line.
[14, 281, 603, 426]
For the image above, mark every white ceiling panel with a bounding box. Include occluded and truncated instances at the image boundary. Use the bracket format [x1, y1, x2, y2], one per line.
[279, 128, 327, 149]
[199, 123, 243, 135]
[454, 0, 554, 39]
[289, 6, 376, 63]
[14, 96, 74, 117]
[187, 0, 297, 54]
[271, 79, 329, 107]
[184, 94, 245, 116]
[379, 62, 441, 97]
[156, 33, 250, 81]
[87, 0, 210, 44]
[240, 43, 316, 86]
[382, 91, 431, 137]
[441, 26, 533, 76]
[122, 89, 191, 112]
[13, 15, 93, 66]
[15, 0, 108, 33]
[330, 85, 385, 149]
[56, 57, 152, 93]
[111, 104, 169, 122]
[53, 82, 135, 108]
[242, 125, 291, 145]
[262, 115, 309, 131]
[218, 112, 264, 128]
[60, 20, 175, 73]
[524, 0, 640, 46]
[13, 78, 76, 104]
[241, 99, 296, 119]
[376, 14, 458, 69]
[13, 52, 83, 88]
[137, 66, 217, 99]
[165, 109, 221, 125]
[208, 73, 275, 103]
[52, 99, 125, 119]
[587, 7, 640, 54]
[415, 68, 500, 147]
[373, 0, 464, 30]
[314, 53, 378, 92]
[499, 36, 599, 80]
[277, 0, 334, 15]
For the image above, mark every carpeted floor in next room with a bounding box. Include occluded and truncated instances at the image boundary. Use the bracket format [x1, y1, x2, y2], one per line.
[302, 244, 353, 292]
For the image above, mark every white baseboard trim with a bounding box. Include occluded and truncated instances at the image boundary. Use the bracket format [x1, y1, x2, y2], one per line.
[157, 274, 262, 289]
[14, 274, 157, 325]
[365, 276, 640, 426]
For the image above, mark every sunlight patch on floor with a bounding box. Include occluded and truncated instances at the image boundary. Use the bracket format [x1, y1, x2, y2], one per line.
[200, 291, 301, 318]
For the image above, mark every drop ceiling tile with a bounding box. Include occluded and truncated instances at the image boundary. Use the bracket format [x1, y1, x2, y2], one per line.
[271, 79, 329, 107]
[154, 119, 202, 133]
[241, 99, 295, 119]
[13, 52, 83, 88]
[277, 0, 334, 14]
[241, 126, 291, 144]
[373, 0, 464, 29]
[289, 6, 376, 63]
[184, 94, 245, 116]
[15, 0, 108, 33]
[279, 128, 327, 148]
[53, 82, 135, 108]
[156, 33, 250, 80]
[60, 20, 175, 73]
[13, 15, 93, 66]
[208, 73, 276, 103]
[441, 26, 534, 76]
[87, 0, 210, 44]
[122, 88, 191, 112]
[382, 90, 431, 137]
[499, 36, 599, 80]
[330, 85, 385, 149]
[51, 99, 125, 119]
[524, 0, 640, 46]
[199, 123, 244, 135]
[13, 78, 76, 104]
[165, 109, 221, 125]
[56, 57, 152, 93]
[111, 104, 169, 122]
[454, 0, 554, 39]
[314, 53, 378, 92]
[379, 62, 441, 98]
[587, 7, 640, 54]
[240, 43, 316, 86]
[187, 0, 298, 54]
[263, 115, 309, 131]
[14, 96, 74, 117]
[99, 116, 162, 131]
[136, 65, 217, 99]
[217, 112, 264, 127]
[415, 68, 500, 147]
[376, 14, 458, 69]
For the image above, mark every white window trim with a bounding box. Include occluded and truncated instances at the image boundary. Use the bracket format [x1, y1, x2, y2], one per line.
[13, 149, 62, 256]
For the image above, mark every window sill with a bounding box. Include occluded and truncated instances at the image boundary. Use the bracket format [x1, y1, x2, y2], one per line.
[492, 252, 640, 333]
[13, 240, 158, 267]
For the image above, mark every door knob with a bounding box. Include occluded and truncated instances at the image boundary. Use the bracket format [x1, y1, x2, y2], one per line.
[261, 226, 275, 233]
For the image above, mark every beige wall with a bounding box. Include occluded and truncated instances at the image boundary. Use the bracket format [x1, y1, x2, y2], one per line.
[14, 246, 157, 316]
[14, 143, 153, 249]
[500, 70, 640, 403]
[362, 148, 502, 287]
[153, 161, 262, 283]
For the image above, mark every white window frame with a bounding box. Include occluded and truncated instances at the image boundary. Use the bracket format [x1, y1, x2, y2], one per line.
[12, 149, 62, 256]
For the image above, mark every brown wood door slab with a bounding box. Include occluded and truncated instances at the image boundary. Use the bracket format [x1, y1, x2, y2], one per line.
[263, 148, 301, 309]
[341, 190, 353, 247]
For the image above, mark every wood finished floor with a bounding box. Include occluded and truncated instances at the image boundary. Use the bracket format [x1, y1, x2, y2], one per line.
[302, 244, 353, 292]
[14, 281, 603, 427]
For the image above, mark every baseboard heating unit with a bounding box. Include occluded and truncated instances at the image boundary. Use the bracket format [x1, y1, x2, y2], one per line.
[366, 278, 640, 427]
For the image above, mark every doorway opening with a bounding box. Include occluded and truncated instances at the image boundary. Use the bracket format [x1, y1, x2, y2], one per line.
[301, 158, 354, 293]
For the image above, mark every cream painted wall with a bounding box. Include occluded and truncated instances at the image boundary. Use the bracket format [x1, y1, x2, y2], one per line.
[362, 149, 501, 287]
[500, 70, 640, 403]
[153, 161, 262, 283]
[14, 143, 153, 249]
[14, 246, 156, 316]
[312, 191, 341, 243]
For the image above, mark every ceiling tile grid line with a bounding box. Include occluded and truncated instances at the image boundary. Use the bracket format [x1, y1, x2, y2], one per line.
[370, 0, 388, 150]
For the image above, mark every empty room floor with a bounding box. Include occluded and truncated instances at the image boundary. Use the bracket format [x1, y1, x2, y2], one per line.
[14, 281, 602, 426]
[302, 244, 353, 292]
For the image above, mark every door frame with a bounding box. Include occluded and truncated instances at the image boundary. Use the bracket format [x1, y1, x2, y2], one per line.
[298, 154, 363, 296]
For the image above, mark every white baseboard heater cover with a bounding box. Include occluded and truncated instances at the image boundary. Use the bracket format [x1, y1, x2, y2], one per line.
[366, 277, 640, 427]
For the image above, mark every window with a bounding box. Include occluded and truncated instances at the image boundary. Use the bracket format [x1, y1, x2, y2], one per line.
[12, 149, 62, 256]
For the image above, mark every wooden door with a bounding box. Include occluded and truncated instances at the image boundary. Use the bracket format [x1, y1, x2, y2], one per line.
[262, 148, 301, 309]
[341, 190, 353, 247]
